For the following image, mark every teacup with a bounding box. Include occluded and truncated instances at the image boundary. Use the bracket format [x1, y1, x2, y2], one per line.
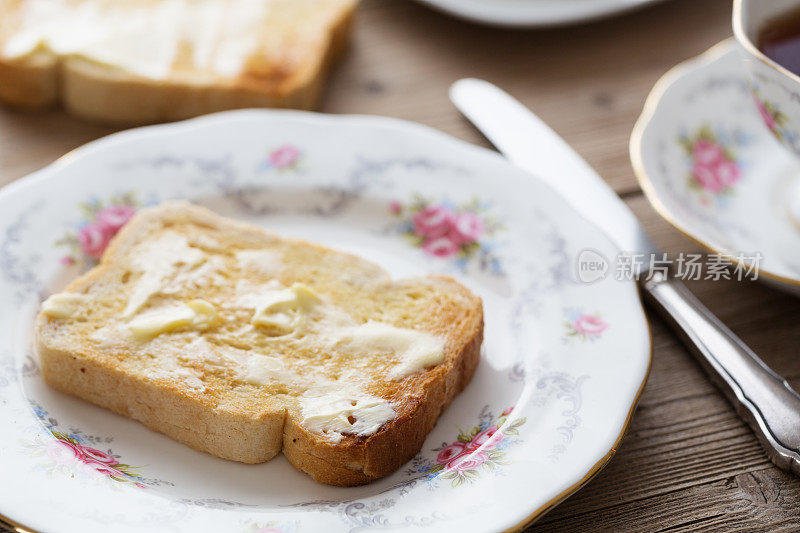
[734, 0, 800, 157]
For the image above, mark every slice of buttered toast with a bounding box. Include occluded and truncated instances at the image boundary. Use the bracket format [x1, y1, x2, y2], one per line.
[34, 202, 483, 486]
[0, 0, 356, 124]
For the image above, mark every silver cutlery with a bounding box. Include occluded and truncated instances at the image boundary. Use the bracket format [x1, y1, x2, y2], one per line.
[450, 78, 800, 475]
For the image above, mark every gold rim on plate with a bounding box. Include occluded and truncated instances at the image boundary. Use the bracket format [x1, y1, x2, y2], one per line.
[0, 513, 34, 533]
[506, 313, 653, 531]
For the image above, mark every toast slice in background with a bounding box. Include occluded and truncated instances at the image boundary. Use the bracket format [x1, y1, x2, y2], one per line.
[34, 202, 483, 486]
[0, 0, 357, 124]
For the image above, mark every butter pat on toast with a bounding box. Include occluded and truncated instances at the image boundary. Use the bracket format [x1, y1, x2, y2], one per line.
[0, 0, 357, 124]
[34, 202, 483, 486]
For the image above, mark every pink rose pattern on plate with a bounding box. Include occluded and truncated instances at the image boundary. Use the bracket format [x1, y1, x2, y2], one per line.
[241, 520, 299, 533]
[752, 91, 789, 142]
[419, 406, 526, 488]
[56, 193, 138, 264]
[564, 310, 608, 343]
[391, 195, 504, 274]
[27, 402, 167, 489]
[677, 125, 742, 206]
[47, 432, 144, 486]
[261, 144, 302, 171]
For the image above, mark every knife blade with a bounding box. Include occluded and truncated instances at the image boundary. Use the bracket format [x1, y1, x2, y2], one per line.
[450, 78, 656, 256]
[449, 78, 800, 476]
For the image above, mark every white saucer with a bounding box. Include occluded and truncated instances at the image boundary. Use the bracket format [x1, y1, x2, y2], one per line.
[631, 40, 800, 295]
[412, 0, 667, 28]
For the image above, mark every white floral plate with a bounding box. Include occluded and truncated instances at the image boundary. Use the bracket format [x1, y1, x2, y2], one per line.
[631, 40, 800, 295]
[412, 0, 667, 28]
[0, 110, 650, 533]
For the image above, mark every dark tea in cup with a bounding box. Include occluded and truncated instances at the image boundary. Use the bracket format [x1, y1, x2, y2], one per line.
[759, 6, 800, 77]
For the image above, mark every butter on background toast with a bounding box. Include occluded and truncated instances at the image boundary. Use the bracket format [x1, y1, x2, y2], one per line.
[0, 0, 357, 124]
[34, 202, 483, 486]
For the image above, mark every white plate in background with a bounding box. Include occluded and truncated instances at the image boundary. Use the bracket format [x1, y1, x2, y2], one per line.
[413, 0, 668, 28]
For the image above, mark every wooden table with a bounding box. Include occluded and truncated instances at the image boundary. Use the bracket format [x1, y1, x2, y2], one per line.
[3, 0, 800, 531]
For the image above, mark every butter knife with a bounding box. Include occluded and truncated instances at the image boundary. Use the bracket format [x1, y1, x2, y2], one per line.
[450, 78, 800, 475]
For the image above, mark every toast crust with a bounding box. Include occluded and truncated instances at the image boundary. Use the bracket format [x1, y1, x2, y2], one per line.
[0, 0, 356, 123]
[283, 322, 482, 485]
[35, 202, 484, 486]
[0, 52, 57, 108]
[39, 341, 287, 463]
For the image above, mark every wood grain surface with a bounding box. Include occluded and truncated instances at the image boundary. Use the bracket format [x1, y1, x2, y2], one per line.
[3, 0, 800, 531]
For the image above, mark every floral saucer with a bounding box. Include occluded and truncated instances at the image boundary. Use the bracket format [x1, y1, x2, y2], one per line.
[0, 110, 650, 532]
[631, 39, 800, 294]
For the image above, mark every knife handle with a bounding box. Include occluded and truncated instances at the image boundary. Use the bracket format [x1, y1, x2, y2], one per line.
[640, 270, 800, 474]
